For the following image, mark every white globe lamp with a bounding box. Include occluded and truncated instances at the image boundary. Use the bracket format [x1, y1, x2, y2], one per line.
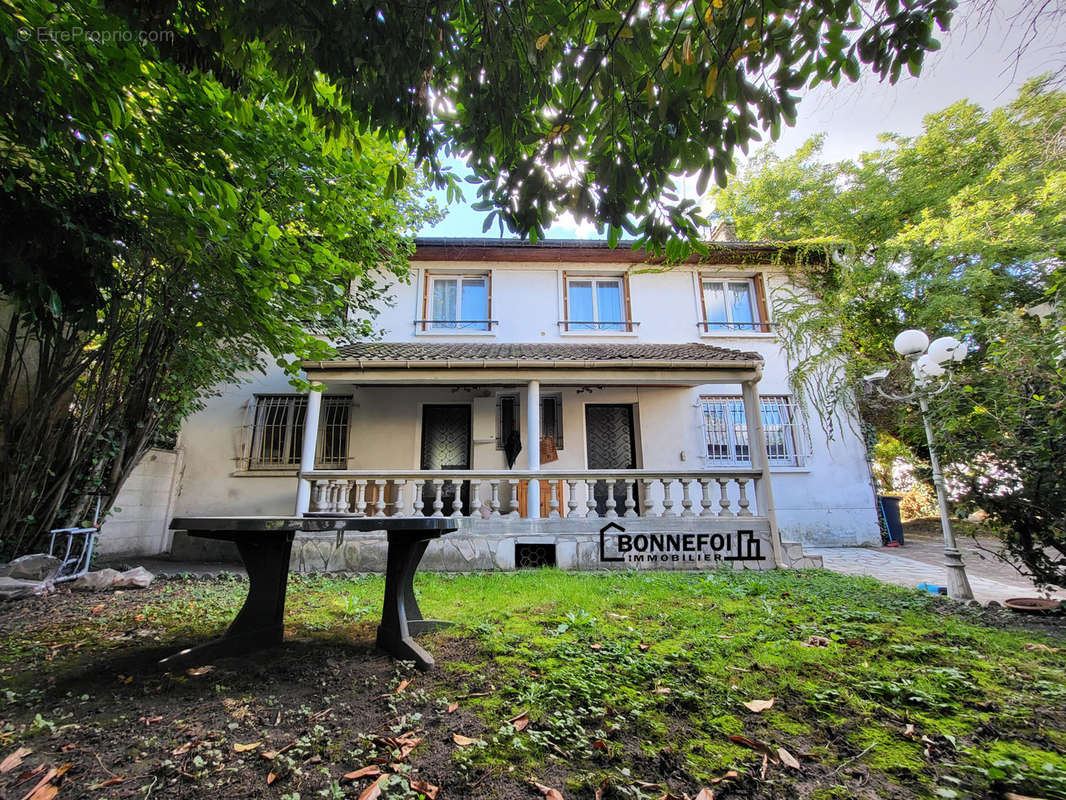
[893, 329, 929, 357]
[927, 336, 965, 365]
[916, 353, 946, 378]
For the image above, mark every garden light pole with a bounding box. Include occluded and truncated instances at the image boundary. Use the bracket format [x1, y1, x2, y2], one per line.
[864, 330, 975, 601]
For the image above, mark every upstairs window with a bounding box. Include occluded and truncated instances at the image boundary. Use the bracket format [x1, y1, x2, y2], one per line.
[699, 395, 803, 467]
[421, 273, 492, 330]
[563, 275, 635, 331]
[247, 395, 351, 469]
[700, 276, 770, 332]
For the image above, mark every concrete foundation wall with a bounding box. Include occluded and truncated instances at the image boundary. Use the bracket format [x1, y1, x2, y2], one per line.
[98, 448, 183, 556]
[287, 518, 777, 573]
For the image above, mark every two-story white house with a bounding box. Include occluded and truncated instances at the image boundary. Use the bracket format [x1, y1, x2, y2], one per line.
[141, 234, 880, 572]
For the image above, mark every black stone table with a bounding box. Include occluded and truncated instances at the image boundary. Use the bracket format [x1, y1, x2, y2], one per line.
[163, 516, 458, 670]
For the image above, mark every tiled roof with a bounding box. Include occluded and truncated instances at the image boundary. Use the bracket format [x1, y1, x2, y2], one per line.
[322, 342, 760, 367]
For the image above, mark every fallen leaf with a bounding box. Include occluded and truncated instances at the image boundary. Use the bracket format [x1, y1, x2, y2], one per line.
[343, 765, 382, 781]
[531, 780, 564, 800]
[139, 716, 163, 726]
[804, 635, 830, 648]
[267, 772, 280, 785]
[695, 789, 716, 800]
[510, 712, 530, 732]
[234, 741, 261, 753]
[592, 739, 608, 751]
[711, 770, 739, 783]
[59, 744, 76, 753]
[395, 678, 412, 693]
[0, 747, 31, 774]
[446, 702, 459, 713]
[729, 735, 779, 763]
[760, 753, 769, 780]
[171, 740, 204, 756]
[88, 776, 126, 789]
[90, 604, 104, 613]
[186, 665, 214, 676]
[20, 762, 71, 800]
[452, 733, 481, 746]
[357, 775, 386, 800]
[777, 747, 800, 769]
[607, 612, 628, 619]
[716, 634, 733, 639]
[638, 642, 651, 652]
[1024, 642, 1060, 653]
[590, 643, 603, 650]
[535, 32, 551, 50]
[902, 724, 916, 738]
[409, 779, 440, 798]
[1004, 793, 1050, 800]
[743, 698, 774, 713]
[653, 686, 672, 695]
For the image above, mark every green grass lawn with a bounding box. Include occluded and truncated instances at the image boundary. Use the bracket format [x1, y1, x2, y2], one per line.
[1, 568, 1064, 799]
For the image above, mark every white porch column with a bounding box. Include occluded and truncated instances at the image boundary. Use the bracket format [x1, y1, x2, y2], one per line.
[741, 378, 785, 568]
[295, 382, 323, 516]
[526, 379, 540, 519]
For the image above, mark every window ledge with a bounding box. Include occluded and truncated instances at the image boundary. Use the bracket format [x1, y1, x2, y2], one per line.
[700, 465, 810, 474]
[558, 330, 640, 338]
[699, 331, 777, 340]
[413, 329, 497, 337]
[232, 469, 299, 478]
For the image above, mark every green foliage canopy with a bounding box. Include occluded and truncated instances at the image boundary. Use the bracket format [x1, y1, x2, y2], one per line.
[98, 0, 956, 247]
[712, 80, 1064, 433]
[0, 1, 439, 557]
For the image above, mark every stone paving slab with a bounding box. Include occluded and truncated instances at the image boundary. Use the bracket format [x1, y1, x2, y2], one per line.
[808, 547, 1066, 605]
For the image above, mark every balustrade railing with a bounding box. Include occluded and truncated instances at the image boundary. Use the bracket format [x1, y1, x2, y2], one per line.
[300, 469, 764, 520]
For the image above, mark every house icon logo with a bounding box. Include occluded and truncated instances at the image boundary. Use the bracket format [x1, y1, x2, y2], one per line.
[599, 522, 626, 563]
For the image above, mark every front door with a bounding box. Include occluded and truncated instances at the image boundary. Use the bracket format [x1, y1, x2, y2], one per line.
[585, 404, 637, 515]
[420, 404, 471, 515]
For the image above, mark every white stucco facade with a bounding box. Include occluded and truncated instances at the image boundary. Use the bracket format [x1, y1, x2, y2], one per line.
[158, 239, 879, 566]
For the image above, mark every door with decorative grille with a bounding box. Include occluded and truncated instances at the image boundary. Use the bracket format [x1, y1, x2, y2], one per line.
[584, 404, 637, 516]
[420, 405, 471, 515]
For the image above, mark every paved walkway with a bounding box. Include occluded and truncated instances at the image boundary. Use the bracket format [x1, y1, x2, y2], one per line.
[808, 546, 1066, 605]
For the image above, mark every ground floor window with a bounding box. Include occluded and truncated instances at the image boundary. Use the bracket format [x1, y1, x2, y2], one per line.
[699, 395, 803, 467]
[247, 395, 351, 469]
[496, 394, 564, 450]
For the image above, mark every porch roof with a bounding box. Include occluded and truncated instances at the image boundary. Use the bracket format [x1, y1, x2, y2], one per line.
[302, 342, 763, 386]
[309, 342, 760, 369]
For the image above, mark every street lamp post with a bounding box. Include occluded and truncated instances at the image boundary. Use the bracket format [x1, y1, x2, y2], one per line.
[864, 329, 975, 601]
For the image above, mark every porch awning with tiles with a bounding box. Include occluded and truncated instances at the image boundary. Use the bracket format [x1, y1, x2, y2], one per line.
[302, 342, 763, 386]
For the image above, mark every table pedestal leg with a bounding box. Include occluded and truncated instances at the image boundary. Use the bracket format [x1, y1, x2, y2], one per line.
[160, 533, 293, 668]
[401, 540, 452, 636]
[377, 535, 436, 669]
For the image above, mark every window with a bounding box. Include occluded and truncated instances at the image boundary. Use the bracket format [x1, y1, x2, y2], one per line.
[699, 395, 803, 467]
[699, 276, 769, 332]
[563, 275, 634, 331]
[421, 273, 492, 330]
[248, 395, 351, 469]
[496, 394, 564, 449]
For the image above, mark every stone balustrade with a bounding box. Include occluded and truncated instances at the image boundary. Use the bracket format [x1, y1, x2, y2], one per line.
[300, 469, 765, 520]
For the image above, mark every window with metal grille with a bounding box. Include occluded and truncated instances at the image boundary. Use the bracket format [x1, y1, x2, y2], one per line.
[496, 394, 563, 449]
[248, 395, 351, 469]
[699, 395, 804, 467]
